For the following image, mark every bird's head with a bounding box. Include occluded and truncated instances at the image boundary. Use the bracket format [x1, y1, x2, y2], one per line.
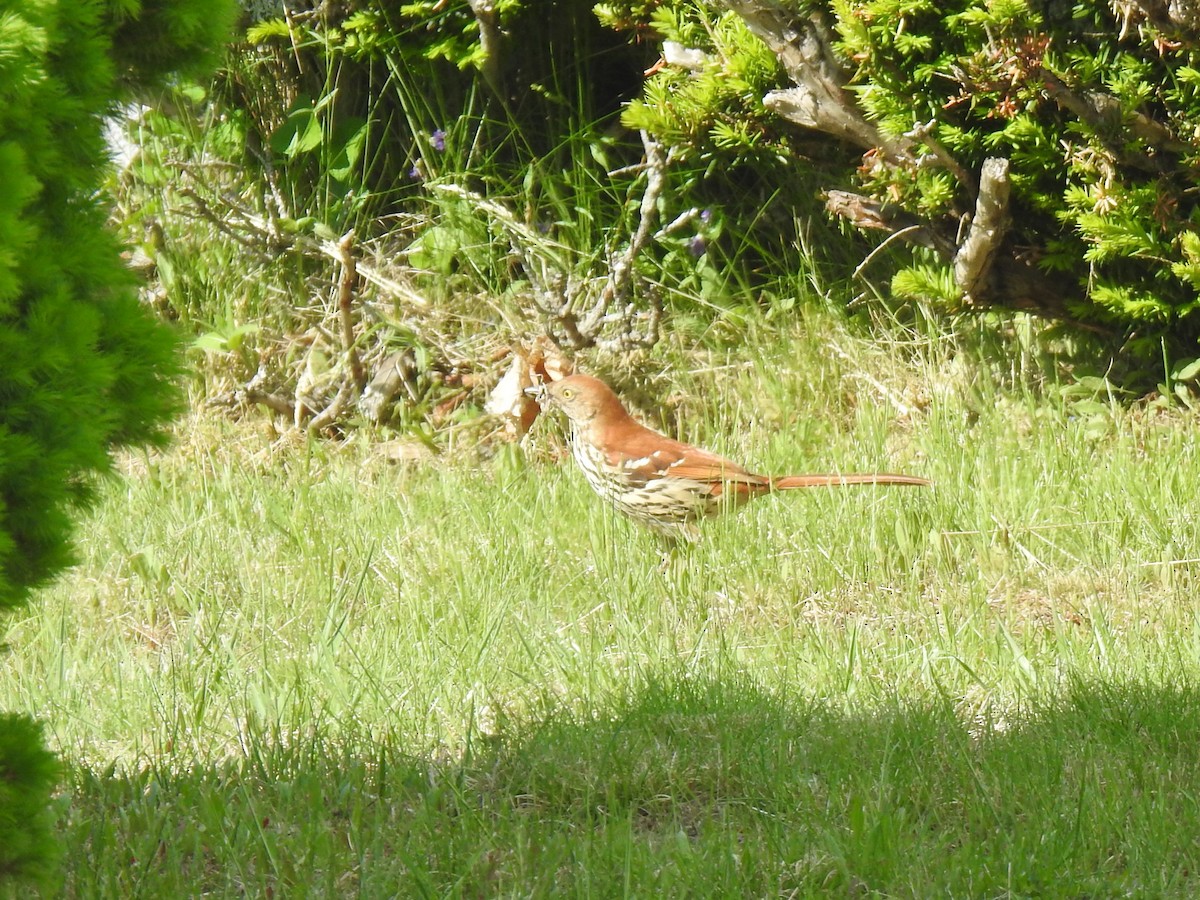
[525, 374, 619, 427]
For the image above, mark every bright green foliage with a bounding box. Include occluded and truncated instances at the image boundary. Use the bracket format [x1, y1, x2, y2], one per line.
[827, 0, 1200, 351]
[607, 3, 844, 289]
[0, 0, 235, 611]
[621, 6, 783, 158]
[118, 0, 1200, 381]
[130, 0, 708, 369]
[0, 0, 235, 888]
[602, 0, 1200, 361]
[0, 714, 59, 883]
[392, 0, 524, 71]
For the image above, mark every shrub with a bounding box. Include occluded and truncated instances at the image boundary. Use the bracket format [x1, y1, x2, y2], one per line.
[619, 0, 1200, 375]
[0, 0, 236, 614]
[0, 715, 60, 883]
[0, 0, 236, 887]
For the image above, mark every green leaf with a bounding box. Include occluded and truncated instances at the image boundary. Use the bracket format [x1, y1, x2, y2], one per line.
[192, 332, 231, 354]
[1069, 399, 1111, 418]
[287, 112, 324, 158]
[1172, 357, 1200, 382]
[329, 119, 369, 182]
[408, 225, 460, 274]
[224, 323, 260, 351]
[269, 99, 325, 158]
[179, 83, 207, 103]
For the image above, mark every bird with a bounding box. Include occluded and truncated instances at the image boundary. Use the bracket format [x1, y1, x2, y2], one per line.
[527, 373, 931, 542]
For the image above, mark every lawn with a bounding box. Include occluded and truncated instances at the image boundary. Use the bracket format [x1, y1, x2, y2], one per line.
[4, 315, 1200, 896]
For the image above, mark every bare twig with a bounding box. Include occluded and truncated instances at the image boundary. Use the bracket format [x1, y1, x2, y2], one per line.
[905, 119, 976, 194]
[655, 208, 700, 239]
[428, 181, 579, 339]
[306, 380, 356, 434]
[824, 190, 952, 255]
[1040, 69, 1185, 171]
[300, 229, 367, 433]
[431, 145, 666, 351]
[333, 229, 366, 392]
[207, 364, 298, 418]
[852, 225, 928, 280]
[176, 187, 267, 250]
[235, 387, 296, 418]
[579, 131, 666, 343]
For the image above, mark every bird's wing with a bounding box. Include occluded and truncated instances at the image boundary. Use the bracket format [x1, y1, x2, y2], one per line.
[602, 425, 770, 494]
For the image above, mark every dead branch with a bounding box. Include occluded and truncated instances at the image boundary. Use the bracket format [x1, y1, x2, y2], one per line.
[305, 379, 355, 434]
[176, 186, 270, 251]
[723, 0, 913, 162]
[724, 1, 1093, 322]
[953, 158, 1010, 304]
[206, 384, 296, 418]
[852, 225, 929, 280]
[905, 120, 976, 194]
[823, 190, 952, 255]
[1113, 0, 1200, 35]
[207, 364, 297, 419]
[827, 170, 1081, 323]
[579, 131, 666, 350]
[467, 0, 506, 98]
[234, 387, 296, 418]
[428, 181, 583, 343]
[302, 229, 366, 433]
[1040, 69, 1185, 172]
[358, 351, 416, 425]
[430, 139, 665, 352]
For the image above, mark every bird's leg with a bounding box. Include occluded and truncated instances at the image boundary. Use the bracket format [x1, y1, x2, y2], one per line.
[654, 528, 693, 573]
[656, 543, 676, 574]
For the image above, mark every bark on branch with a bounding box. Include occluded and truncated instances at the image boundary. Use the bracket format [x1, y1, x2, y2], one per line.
[429, 134, 664, 351]
[307, 230, 365, 433]
[722, 0, 913, 162]
[467, 0, 506, 99]
[1040, 70, 1186, 173]
[579, 130, 666, 352]
[1115, 0, 1200, 36]
[826, 165, 1077, 321]
[954, 158, 1010, 305]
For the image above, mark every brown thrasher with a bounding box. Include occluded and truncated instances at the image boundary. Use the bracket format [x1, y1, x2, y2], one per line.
[528, 373, 930, 542]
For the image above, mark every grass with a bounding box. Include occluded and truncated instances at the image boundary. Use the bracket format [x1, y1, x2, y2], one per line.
[5, 313, 1200, 895]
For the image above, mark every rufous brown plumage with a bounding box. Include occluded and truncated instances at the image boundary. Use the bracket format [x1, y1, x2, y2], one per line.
[528, 373, 930, 541]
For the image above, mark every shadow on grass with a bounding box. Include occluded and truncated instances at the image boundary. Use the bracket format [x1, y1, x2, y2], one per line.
[50, 676, 1200, 897]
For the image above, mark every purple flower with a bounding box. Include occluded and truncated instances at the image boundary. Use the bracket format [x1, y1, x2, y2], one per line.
[408, 164, 422, 180]
[699, 208, 713, 225]
[688, 234, 707, 257]
[430, 129, 446, 152]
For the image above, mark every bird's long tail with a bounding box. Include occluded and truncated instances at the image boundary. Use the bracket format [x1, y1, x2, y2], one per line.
[771, 473, 932, 489]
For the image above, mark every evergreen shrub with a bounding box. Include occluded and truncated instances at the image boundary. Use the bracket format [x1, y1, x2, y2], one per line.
[0, 0, 236, 887]
[613, 0, 1200, 372]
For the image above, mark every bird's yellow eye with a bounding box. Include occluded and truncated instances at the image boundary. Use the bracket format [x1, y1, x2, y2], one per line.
[560, 388, 575, 399]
